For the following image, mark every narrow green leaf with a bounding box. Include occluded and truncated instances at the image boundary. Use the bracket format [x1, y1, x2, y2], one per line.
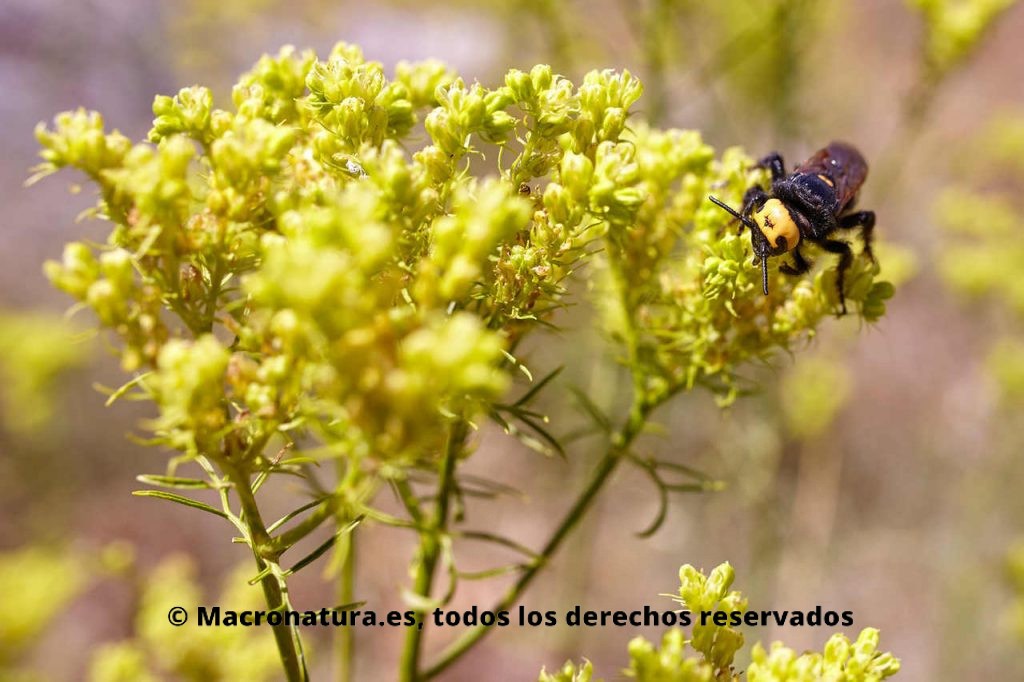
[505, 423, 554, 458]
[452, 482, 519, 501]
[439, 539, 458, 604]
[459, 531, 539, 560]
[338, 514, 365, 536]
[267, 496, 332, 534]
[132, 490, 227, 519]
[497, 403, 546, 420]
[277, 417, 307, 431]
[517, 413, 566, 459]
[247, 565, 273, 585]
[649, 458, 713, 482]
[400, 587, 442, 613]
[568, 386, 612, 433]
[277, 456, 320, 467]
[457, 474, 524, 500]
[458, 564, 525, 580]
[285, 515, 364, 576]
[104, 372, 153, 406]
[513, 366, 564, 407]
[500, 349, 533, 381]
[488, 409, 512, 433]
[636, 469, 669, 539]
[136, 474, 212, 490]
[360, 507, 419, 529]
[286, 534, 339, 576]
[251, 470, 270, 494]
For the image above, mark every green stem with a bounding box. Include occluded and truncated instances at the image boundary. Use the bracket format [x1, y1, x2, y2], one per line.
[424, 215, 651, 679]
[335, 529, 357, 682]
[270, 497, 338, 553]
[223, 462, 308, 682]
[201, 253, 224, 333]
[399, 418, 469, 682]
[422, 401, 649, 679]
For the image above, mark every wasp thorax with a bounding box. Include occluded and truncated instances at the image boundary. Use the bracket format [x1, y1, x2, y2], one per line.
[754, 199, 800, 252]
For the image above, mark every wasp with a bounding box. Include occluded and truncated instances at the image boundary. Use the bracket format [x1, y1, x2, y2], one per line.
[709, 141, 875, 314]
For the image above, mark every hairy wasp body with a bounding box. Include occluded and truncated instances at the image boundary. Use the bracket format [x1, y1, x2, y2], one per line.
[710, 142, 876, 314]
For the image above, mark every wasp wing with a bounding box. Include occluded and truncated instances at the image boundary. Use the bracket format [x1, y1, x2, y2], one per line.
[796, 141, 868, 213]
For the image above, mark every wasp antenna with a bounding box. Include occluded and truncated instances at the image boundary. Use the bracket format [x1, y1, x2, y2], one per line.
[708, 195, 757, 232]
[761, 256, 770, 296]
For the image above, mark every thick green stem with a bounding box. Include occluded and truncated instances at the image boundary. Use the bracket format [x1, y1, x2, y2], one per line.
[422, 401, 649, 679]
[223, 462, 308, 682]
[399, 418, 470, 682]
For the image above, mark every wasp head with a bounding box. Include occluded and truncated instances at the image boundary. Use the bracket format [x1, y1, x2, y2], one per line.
[753, 199, 800, 256]
[709, 195, 798, 296]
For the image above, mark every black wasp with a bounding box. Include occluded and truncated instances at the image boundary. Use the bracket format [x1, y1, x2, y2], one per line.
[709, 141, 876, 314]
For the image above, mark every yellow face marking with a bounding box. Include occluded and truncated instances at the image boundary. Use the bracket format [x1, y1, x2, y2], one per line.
[753, 199, 800, 252]
[817, 173, 834, 187]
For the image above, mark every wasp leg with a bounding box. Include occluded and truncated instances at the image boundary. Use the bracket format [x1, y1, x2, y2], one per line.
[779, 247, 812, 276]
[755, 153, 786, 182]
[838, 210, 876, 262]
[737, 186, 769, 234]
[819, 239, 853, 315]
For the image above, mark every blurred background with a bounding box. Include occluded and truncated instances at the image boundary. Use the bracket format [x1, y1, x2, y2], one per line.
[2, 0, 1024, 680]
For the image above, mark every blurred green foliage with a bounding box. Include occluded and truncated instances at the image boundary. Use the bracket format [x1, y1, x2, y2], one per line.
[0, 542, 279, 682]
[1006, 541, 1024, 643]
[937, 110, 1024, 404]
[0, 547, 85, 677]
[987, 338, 1024, 404]
[907, 0, 1018, 80]
[0, 313, 90, 435]
[935, 106, 1024, 672]
[780, 357, 853, 441]
[89, 558, 279, 682]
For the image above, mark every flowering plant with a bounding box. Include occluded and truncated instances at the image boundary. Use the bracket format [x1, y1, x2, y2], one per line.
[34, 43, 891, 681]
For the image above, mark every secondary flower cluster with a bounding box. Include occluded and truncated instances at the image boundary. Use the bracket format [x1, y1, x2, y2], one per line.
[540, 563, 900, 682]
